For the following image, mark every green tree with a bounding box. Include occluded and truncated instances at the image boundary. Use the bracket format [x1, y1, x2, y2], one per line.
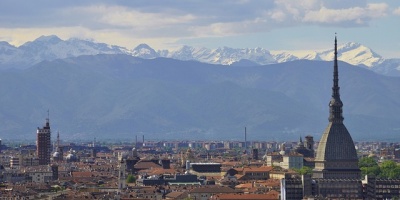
[359, 157, 379, 168]
[126, 174, 136, 183]
[294, 166, 313, 175]
[359, 157, 380, 177]
[380, 160, 400, 179]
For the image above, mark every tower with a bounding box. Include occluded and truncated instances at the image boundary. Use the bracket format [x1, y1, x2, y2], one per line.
[305, 135, 314, 157]
[313, 36, 360, 179]
[305, 135, 314, 151]
[53, 131, 63, 161]
[37, 114, 51, 165]
[91, 137, 97, 158]
[118, 159, 127, 190]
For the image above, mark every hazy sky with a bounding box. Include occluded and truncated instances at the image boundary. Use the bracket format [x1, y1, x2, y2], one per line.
[0, 0, 399, 58]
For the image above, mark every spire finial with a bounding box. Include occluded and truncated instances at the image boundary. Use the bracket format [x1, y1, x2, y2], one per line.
[45, 109, 50, 127]
[329, 34, 344, 123]
[57, 131, 60, 148]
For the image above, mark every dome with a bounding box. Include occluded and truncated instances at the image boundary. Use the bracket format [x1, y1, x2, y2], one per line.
[66, 148, 78, 162]
[53, 151, 60, 158]
[66, 153, 78, 162]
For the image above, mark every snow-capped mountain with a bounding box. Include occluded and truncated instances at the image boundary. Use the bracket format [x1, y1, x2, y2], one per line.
[0, 41, 24, 65]
[0, 35, 398, 76]
[0, 35, 130, 69]
[142, 42, 386, 68]
[270, 42, 384, 68]
[131, 44, 158, 59]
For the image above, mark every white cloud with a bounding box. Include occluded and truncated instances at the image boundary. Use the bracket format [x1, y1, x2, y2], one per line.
[71, 5, 196, 29]
[394, 7, 400, 15]
[0, 0, 394, 51]
[276, 0, 388, 26]
[0, 27, 178, 50]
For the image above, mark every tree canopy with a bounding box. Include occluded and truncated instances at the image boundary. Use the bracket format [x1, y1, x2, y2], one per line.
[126, 174, 136, 183]
[359, 157, 400, 179]
[294, 166, 313, 175]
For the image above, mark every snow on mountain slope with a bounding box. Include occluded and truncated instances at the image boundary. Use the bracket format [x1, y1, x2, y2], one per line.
[271, 50, 320, 63]
[0, 35, 129, 69]
[167, 46, 275, 65]
[370, 59, 400, 77]
[271, 43, 384, 68]
[131, 44, 158, 59]
[0, 35, 397, 76]
[0, 41, 21, 64]
[320, 42, 384, 67]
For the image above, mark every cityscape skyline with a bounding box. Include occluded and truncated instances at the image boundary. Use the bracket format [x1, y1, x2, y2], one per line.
[1, 1, 399, 198]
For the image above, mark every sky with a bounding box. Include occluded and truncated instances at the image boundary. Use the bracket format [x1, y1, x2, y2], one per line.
[0, 0, 399, 58]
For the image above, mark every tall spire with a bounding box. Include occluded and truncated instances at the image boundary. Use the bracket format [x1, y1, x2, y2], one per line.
[313, 35, 360, 180]
[333, 34, 339, 94]
[328, 34, 344, 123]
[45, 109, 50, 128]
[57, 131, 60, 148]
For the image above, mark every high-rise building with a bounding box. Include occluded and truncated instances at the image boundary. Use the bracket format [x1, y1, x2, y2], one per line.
[312, 36, 361, 180]
[37, 117, 51, 165]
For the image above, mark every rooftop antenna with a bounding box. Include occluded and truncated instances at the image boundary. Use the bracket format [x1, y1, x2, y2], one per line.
[57, 131, 60, 148]
[46, 109, 50, 126]
[245, 127, 247, 154]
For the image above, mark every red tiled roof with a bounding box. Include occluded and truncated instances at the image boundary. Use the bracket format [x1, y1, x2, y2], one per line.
[134, 161, 162, 170]
[211, 193, 279, 200]
[72, 171, 92, 177]
[190, 186, 236, 193]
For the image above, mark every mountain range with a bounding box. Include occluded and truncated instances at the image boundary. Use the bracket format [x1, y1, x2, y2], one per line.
[0, 54, 399, 141]
[1, 35, 399, 77]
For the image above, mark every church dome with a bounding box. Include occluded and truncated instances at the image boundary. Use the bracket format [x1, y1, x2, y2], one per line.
[315, 124, 358, 161]
[53, 151, 60, 158]
[66, 153, 77, 162]
[66, 149, 78, 162]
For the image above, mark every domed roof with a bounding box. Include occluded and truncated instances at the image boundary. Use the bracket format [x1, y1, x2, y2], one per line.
[66, 149, 78, 162]
[66, 152, 78, 162]
[315, 123, 358, 161]
[53, 151, 60, 158]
